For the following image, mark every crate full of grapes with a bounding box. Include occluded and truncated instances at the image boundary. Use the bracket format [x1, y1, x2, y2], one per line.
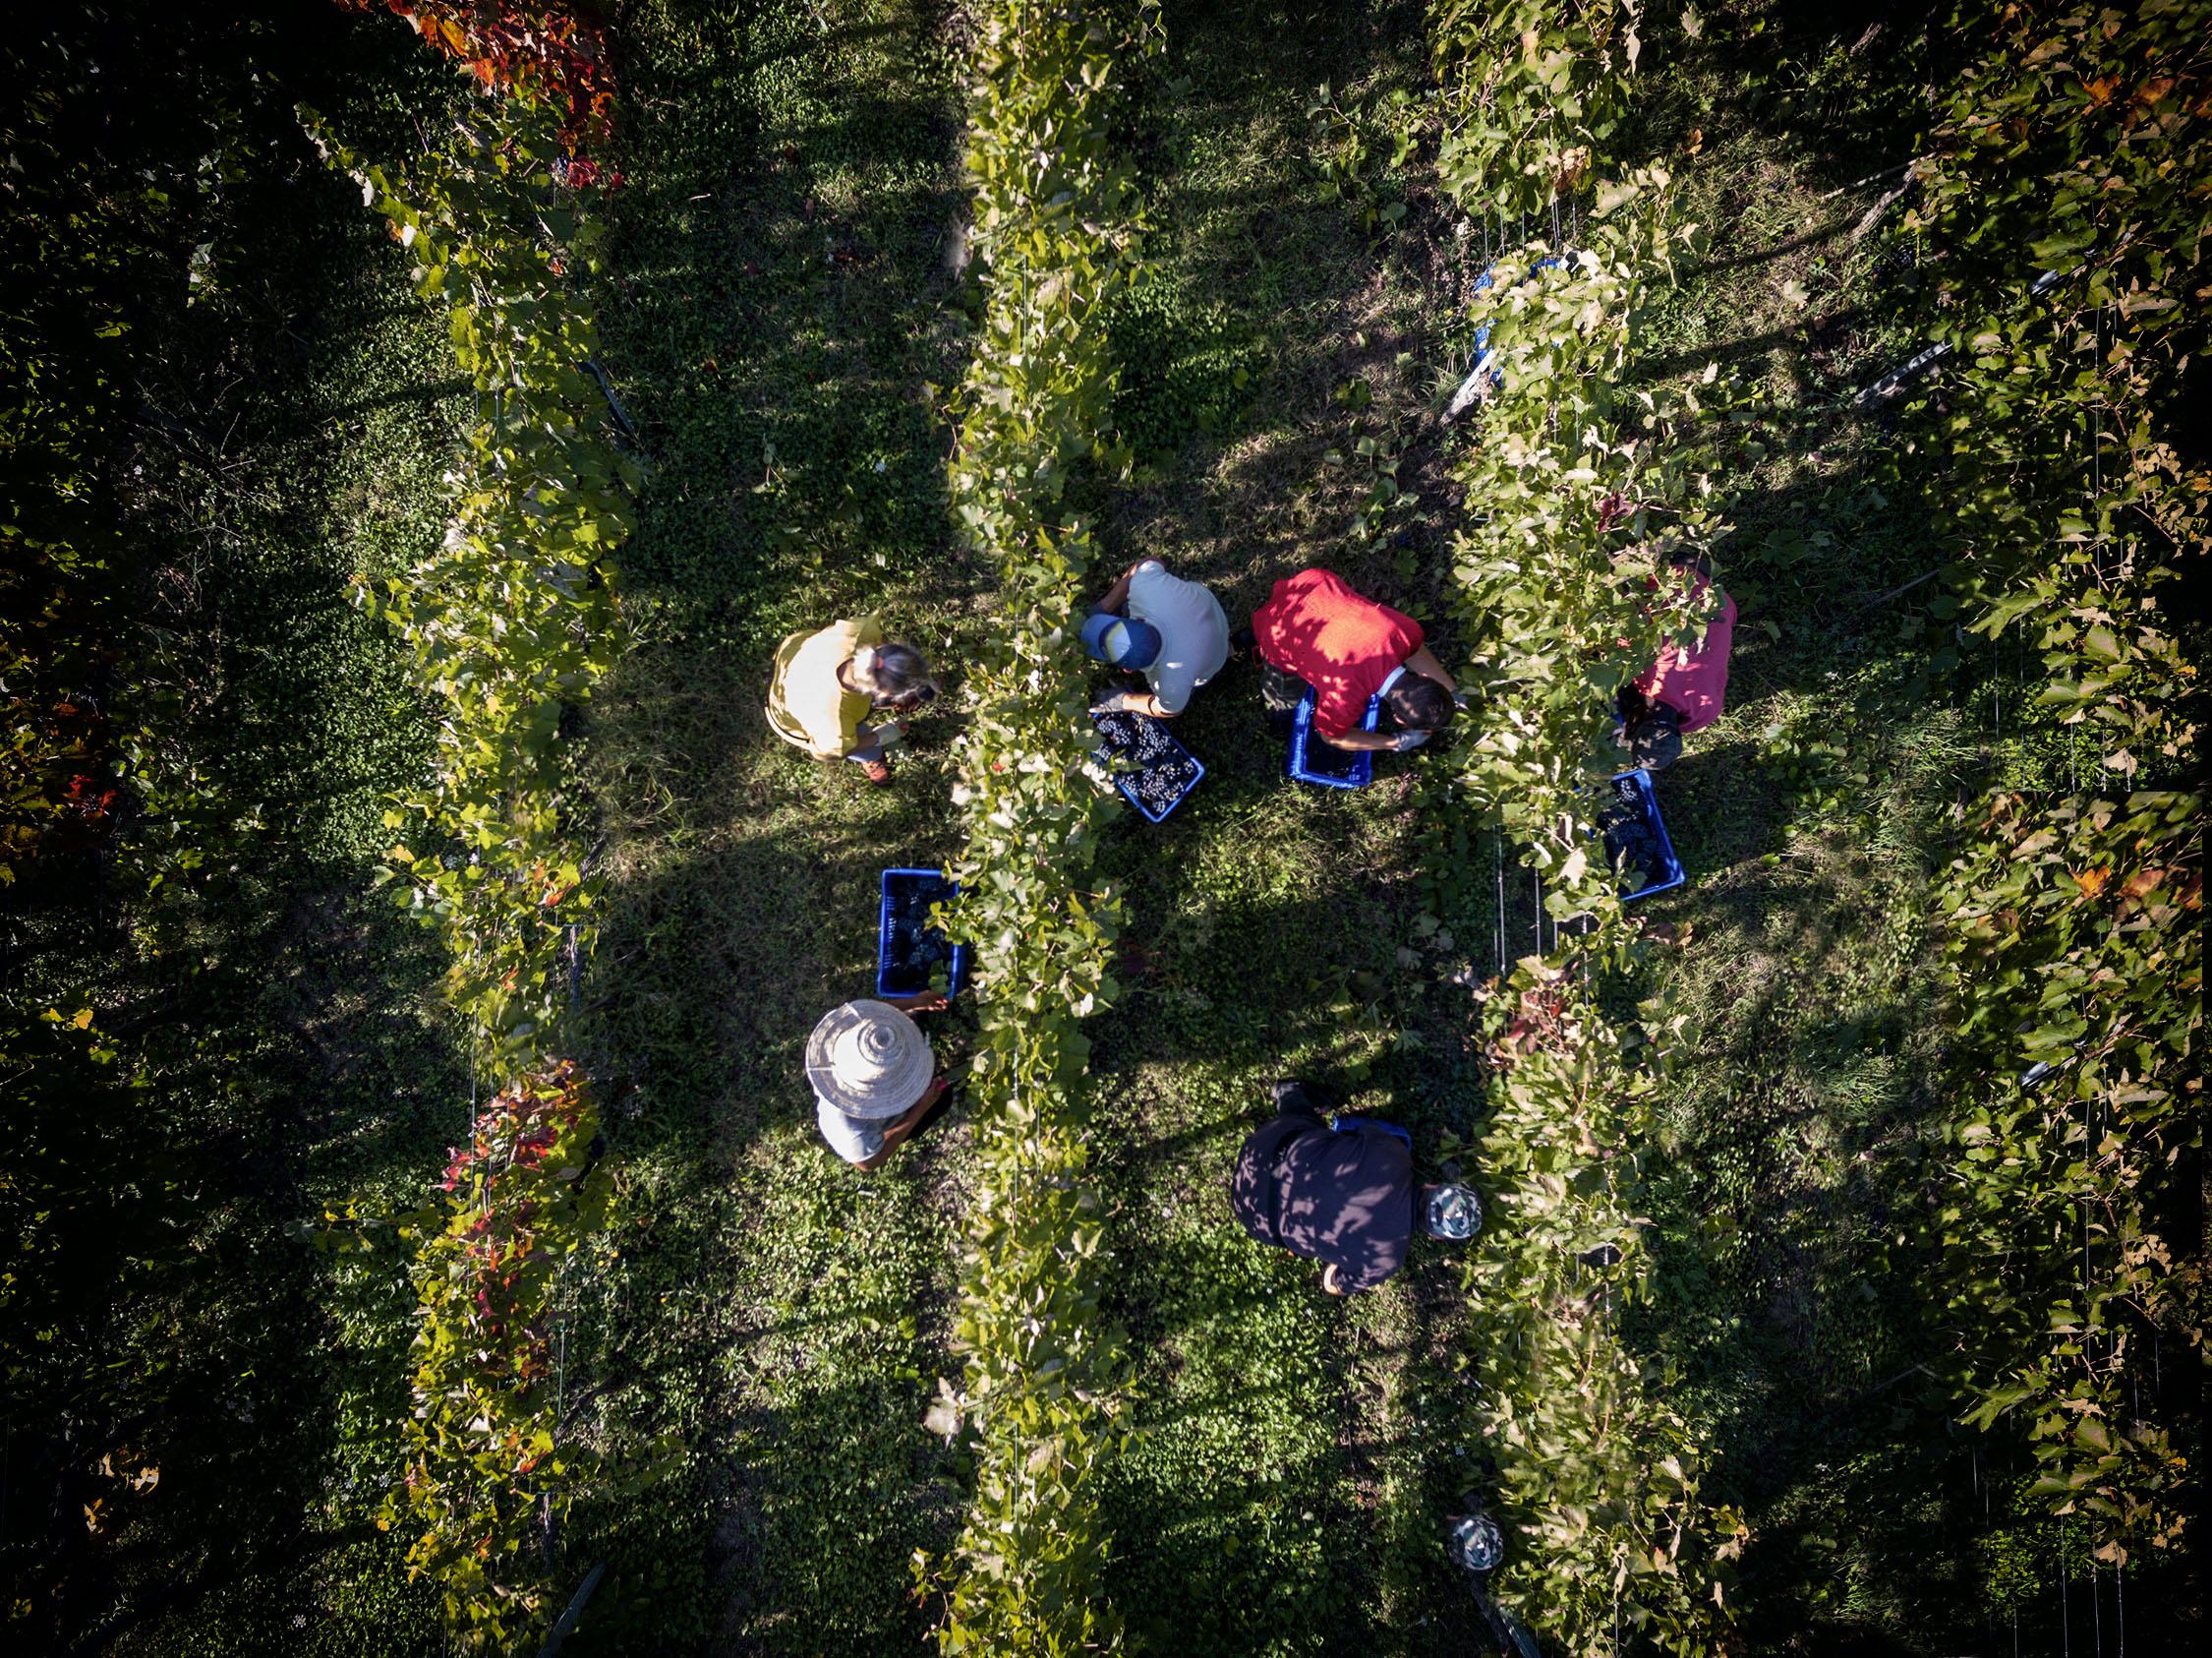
[1090, 710, 1205, 824]
[1595, 769, 1685, 902]
[876, 868, 969, 997]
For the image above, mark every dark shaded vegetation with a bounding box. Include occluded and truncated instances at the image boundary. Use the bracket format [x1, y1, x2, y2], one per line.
[4, 5, 469, 1652]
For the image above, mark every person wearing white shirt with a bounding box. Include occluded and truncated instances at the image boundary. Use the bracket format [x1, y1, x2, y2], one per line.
[1080, 556, 1231, 718]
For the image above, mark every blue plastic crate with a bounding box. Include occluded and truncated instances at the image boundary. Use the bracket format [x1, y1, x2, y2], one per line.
[1329, 1113, 1414, 1151]
[876, 867, 968, 998]
[1598, 769, 1686, 902]
[1089, 711, 1205, 823]
[1459, 254, 1571, 400]
[1287, 690, 1380, 789]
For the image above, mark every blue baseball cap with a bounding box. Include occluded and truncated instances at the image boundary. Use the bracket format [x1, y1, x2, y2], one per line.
[1080, 611, 1162, 669]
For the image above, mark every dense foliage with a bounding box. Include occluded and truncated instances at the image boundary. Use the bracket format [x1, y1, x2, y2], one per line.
[1426, 5, 1747, 1649]
[1470, 963, 1748, 1650]
[1896, 0, 2210, 1567]
[392, 1060, 620, 1638]
[1433, 210, 1743, 1657]
[338, 1, 617, 148]
[308, 86, 636, 1647]
[2, 10, 470, 1647]
[1935, 791, 2200, 1554]
[922, 2, 1156, 1651]
[1431, 0, 1638, 219]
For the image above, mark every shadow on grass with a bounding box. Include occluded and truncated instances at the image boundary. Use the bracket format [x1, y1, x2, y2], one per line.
[566, 2, 980, 1649]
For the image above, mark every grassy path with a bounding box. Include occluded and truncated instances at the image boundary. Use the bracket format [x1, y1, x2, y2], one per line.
[1085, 4, 1477, 1651]
[574, 2, 978, 1646]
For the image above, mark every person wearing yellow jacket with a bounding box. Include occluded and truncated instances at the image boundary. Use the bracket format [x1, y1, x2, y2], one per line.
[766, 616, 938, 784]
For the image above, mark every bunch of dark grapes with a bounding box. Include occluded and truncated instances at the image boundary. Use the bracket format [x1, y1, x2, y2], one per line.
[1598, 783, 1662, 895]
[1095, 712, 1200, 818]
[886, 875, 956, 990]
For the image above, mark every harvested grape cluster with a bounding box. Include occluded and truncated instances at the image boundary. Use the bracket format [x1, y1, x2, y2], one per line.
[881, 872, 957, 993]
[1093, 710, 1201, 820]
[1597, 774, 1665, 896]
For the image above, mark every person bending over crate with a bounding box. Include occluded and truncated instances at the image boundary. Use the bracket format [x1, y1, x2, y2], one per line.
[1617, 560, 1736, 771]
[1081, 556, 1231, 718]
[1230, 1082, 1481, 1295]
[804, 992, 952, 1171]
[1247, 567, 1458, 753]
[767, 617, 940, 785]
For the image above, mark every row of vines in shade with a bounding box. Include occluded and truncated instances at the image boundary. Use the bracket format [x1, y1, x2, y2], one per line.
[1899, 0, 2206, 1566]
[306, 80, 644, 1649]
[918, 3, 1158, 1651]
[1426, 3, 1744, 1653]
[1428, 0, 2208, 1633]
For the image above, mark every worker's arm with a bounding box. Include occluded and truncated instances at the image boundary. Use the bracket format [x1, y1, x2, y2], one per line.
[1094, 558, 1144, 617]
[1091, 686, 1170, 717]
[853, 1076, 949, 1171]
[1321, 727, 1413, 752]
[881, 989, 950, 1014]
[1402, 643, 1457, 694]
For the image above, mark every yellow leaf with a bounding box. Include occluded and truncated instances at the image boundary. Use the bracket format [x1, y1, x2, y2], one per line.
[70, 1008, 93, 1030]
[2071, 867, 2110, 898]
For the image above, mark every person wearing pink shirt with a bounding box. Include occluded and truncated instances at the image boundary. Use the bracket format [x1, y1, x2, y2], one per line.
[1618, 562, 1736, 770]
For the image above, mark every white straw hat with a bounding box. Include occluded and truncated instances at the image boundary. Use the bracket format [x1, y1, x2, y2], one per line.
[804, 999, 934, 1120]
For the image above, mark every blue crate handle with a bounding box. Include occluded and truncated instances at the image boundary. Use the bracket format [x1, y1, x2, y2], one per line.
[1329, 1113, 1414, 1151]
[1459, 254, 1571, 400]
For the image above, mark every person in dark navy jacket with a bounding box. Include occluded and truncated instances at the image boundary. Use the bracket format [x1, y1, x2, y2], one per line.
[1230, 1082, 1481, 1295]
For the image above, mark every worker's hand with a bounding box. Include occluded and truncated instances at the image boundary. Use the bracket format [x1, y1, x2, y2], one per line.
[894, 989, 952, 1014]
[1387, 730, 1431, 752]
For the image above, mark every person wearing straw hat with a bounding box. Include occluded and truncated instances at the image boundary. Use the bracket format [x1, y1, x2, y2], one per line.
[805, 992, 951, 1170]
[1229, 1081, 1481, 1295]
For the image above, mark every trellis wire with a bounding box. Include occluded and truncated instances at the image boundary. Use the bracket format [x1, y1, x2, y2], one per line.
[2062, 1549, 2070, 1656]
[1493, 831, 1508, 977]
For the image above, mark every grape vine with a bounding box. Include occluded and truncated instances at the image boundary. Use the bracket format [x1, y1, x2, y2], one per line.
[917, 3, 1157, 1652]
[305, 87, 637, 1649]
[1894, 0, 2209, 1564]
[1426, 6, 1743, 1650]
[337, 1, 617, 150]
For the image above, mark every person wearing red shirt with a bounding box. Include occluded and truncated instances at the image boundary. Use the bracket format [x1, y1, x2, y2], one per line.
[1618, 561, 1736, 770]
[1249, 567, 1458, 752]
